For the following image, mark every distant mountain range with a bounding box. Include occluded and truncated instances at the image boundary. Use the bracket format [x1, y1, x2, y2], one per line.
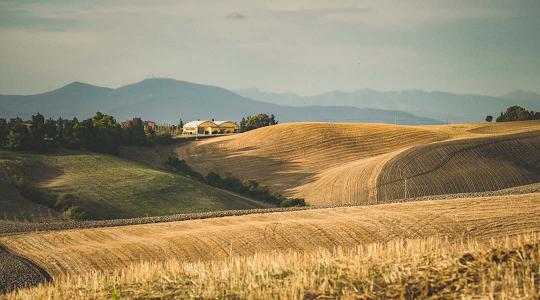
[0, 79, 442, 125]
[236, 88, 540, 123]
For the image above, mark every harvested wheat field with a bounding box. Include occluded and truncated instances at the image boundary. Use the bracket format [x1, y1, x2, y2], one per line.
[6, 232, 540, 299]
[1, 193, 539, 281]
[377, 131, 540, 201]
[156, 121, 540, 205]
[174, 123, 448, 204]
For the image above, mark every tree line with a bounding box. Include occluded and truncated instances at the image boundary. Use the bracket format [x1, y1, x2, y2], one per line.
[0, 112, 173, 155]
[165, 155, 306, 207]
[486, 105, 540, 123]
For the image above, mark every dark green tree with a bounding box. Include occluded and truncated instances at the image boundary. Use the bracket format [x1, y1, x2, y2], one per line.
[6, 130, 23, 150]
[270, 114, 278, 125]
[6, 118, 31, 150]
[122, 117, 146, 146]
[89, 112, 121, 154]
[0, 118, 7, 147]
[496, 105, 538, 122]
[240, 117, 247, 132]
[241, 113, 278, 132]
[30, 113, 46, 151]
[44, 118, 58, 144]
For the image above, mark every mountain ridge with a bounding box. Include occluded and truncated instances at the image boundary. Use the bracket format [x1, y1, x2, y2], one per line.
[0, 78, 442, 125]
[236, 87, 540, 123]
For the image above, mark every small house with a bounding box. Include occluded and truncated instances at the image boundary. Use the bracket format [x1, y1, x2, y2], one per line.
[214, 121, 240, 133]
[183, 120, 219, 135]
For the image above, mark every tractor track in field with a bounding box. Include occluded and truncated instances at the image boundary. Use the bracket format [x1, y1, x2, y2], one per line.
[377, 131, 540, 189]
[0, 242, 52, 294]
[1, 186, 539, 294]
[376, 131, 540, 201]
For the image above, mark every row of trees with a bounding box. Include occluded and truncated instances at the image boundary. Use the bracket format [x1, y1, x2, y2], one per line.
[239, 113, 278, 132]
[486, 105, 540, 123]
[0, 112, 173, 155]
[165, 155, 305, 207]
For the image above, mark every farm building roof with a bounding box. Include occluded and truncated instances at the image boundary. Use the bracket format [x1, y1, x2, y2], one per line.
[183, 120, 218, 128]
[214, 121, 239, 126]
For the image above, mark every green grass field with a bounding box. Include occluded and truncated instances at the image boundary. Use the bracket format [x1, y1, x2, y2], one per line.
[0, 150, 269, 220]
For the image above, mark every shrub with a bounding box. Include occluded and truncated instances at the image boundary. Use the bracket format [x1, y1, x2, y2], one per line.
[55, 193, 76, 210]
[204, 171, 305, 207]
[280, 198, 306, 207]
[165, 155, 204, 180]
[240, 114, 278, 132]
[496, 105, 540, 122]
[62, 205, 86, 220]
[206, 172, 223, 188]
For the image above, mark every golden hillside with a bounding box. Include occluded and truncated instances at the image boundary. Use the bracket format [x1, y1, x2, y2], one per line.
[377, 131, 540, 201]
[173, 121, 540, 205]
[2, 193, 539, 279]
[175, 123, 447, 203]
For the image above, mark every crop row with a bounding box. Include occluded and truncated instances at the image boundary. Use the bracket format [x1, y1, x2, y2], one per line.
[376, 131, 540, 201]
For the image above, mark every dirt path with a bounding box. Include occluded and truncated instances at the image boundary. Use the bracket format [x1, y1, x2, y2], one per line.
[0, 242, 51, 293]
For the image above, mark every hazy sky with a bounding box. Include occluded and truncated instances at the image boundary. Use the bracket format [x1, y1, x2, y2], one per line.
[1, 0, 539, 96]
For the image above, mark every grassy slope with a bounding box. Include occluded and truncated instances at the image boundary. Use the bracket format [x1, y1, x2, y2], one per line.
[2, 193, 539, 278]
[0, 154, 60, 221]
[7, 233, 539, 299]
[0, 150, 268, 220]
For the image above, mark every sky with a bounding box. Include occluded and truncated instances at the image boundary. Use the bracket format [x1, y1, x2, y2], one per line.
[0, 0, 539, 96]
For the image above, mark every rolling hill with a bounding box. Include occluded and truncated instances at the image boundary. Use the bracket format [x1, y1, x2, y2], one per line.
[0, 78, 441, 125]
[376, 131, 540, 201]
[0, 150, 268, 220]
[173, 123, 447, 204]
[1, 193, 538, 280]
[236, 87, 540, 123]
[162, 121, 540, 205]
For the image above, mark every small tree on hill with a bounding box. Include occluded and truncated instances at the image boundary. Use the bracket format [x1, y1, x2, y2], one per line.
[0, 118, 7, 147]
[496, 105, 539, 122]
[485, 115, 493, 122]
[240, 113, 278, 132]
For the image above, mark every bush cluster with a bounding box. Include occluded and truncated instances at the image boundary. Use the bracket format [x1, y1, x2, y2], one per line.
[494, 105, 540, 122]
[206, 172, 305, 207]
[165, 155, 204, 181]
[239, 113, 278, 132]
[166, 155, 305, 207]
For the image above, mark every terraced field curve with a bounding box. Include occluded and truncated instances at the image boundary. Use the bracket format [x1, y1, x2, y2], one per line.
[176, 123, 447, 203]
[376, 131, 540, 201]
[1, 193, 539, 279]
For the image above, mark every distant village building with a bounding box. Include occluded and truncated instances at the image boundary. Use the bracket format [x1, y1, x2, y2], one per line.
[121, 119, 157, 131]
[144, 120, 157, 130]
[214, 121, 240, 133]
[182, 120, 239, 135]
[120, 120, 132, 127]
[183, 120, 219, 135]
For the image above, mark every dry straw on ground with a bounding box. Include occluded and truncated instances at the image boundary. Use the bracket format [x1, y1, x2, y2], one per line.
[6, 232, 539, 299]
